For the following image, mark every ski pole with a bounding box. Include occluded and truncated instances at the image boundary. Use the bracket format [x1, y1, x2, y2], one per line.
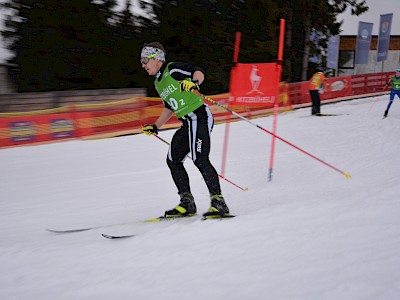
[153, 134, 249, 191]
[194, 90, 351, 179]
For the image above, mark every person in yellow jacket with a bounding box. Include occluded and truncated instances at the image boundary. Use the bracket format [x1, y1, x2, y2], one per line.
[309, 69, 327, 115]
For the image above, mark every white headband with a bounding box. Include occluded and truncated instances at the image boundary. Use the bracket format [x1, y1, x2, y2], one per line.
[141, 46, 165, 62]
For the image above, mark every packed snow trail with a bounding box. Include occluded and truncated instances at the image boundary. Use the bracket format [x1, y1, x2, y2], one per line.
[1, 96, 400, 300]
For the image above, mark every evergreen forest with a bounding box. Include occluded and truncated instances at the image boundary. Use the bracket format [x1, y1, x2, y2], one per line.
[0, 0, 368, 94]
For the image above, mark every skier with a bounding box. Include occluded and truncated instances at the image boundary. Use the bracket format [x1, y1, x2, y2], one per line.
[383, 68, 400, 118]
[140, 42, 230, 218]
[309, 68, 327, 115]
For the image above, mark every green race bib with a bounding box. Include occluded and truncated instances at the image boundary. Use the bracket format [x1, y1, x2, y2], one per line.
[155, 63, 204, 118]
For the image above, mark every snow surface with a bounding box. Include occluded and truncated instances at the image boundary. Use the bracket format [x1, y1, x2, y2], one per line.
[1, 95, 400, 300]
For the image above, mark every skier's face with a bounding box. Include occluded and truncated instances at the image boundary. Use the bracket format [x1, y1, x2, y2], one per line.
[142, 59, 162, 76]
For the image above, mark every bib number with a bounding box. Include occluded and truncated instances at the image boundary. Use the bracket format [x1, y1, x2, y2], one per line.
[167, 97, 186, 111]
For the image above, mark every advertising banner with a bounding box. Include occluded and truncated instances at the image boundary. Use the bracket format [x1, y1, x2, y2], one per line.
[229, 63, 280, 106]
[320, 77, 352, 100]
[0, 113, 76, 148]
[377, 13, 393, 62]
[355, 21, 373, 64]
[327, 35, 340, 69]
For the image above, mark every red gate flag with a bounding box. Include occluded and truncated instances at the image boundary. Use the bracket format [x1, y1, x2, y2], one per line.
[229, 63, 280, 106]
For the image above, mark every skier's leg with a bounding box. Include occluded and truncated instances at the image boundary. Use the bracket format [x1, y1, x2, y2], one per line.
[310, 90, 318, 115]
[166, 125, 191, 195]
[316, 91, 321, 114]
[165, 124, 197, 217]
[384, 91, 395, 117]
[186, 106, 230, 216]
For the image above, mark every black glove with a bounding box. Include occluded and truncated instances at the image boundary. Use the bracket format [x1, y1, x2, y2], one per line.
[142, 124, 158, 136]
[180, 79, 199, 92]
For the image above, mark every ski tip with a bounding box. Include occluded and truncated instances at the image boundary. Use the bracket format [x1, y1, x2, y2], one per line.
[101, 234, 135, 239]
[316, 113, 348, 117]
[101, 234, 113, 239]
[46, 228, 92, 233]
[202, 214, 236, 220]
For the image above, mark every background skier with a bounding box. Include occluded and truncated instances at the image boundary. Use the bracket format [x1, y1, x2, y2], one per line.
[383, 68, 400, 118]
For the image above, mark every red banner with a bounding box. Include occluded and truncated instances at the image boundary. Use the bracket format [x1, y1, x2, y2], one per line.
[0, 71, 393, 149]
[229, 63, 280, 106]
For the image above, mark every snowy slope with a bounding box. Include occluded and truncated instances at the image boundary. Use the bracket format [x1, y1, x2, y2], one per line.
[1, 95, 400, 300]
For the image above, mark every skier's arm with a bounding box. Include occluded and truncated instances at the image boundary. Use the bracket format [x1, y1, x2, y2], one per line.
[320, 75, 328, 90]
[155, 108, 174, 129]
[169, 62, 205, 81]
[383, 78, 392, 90]
[179, 70, 205, 92]
[169, 62, 205, 91]
[192, 70, 204, 85]
[142, 108, 174, 136]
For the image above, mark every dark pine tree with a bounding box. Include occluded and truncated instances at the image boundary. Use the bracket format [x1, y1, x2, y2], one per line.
[1, 0, 121, 91]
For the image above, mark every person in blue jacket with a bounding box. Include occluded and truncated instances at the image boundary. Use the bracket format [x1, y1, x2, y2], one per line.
[383, 68, 400, 118]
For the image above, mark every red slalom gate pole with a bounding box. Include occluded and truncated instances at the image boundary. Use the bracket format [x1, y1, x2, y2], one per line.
[268, 101, 279, 181]
[268, 18, 286, 182]
[369, 90, 386, 112]
[220, 113, 231, 176]
[152, 134, 249, 191]
[194, 91, 351, 179]
[221, 31, 241, 177]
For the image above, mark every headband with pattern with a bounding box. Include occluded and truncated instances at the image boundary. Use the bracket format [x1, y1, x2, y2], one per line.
[141, 46, 165, 62]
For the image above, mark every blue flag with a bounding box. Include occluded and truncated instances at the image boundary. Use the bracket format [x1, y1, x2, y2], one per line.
[377, 13, 393, 62]
[327, 35, 340, 69]
[355, 22, 373, 64]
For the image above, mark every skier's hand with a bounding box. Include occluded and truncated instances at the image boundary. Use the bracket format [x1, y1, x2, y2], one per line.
[180, 79, 199, 92]
[142, 124, 158, 136]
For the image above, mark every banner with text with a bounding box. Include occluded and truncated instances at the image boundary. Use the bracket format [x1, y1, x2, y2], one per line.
[356, 21, 373, 64]
[229, 63, 280, 106]
[377, 13, 393, 62]
[327, 35, 340, 69]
